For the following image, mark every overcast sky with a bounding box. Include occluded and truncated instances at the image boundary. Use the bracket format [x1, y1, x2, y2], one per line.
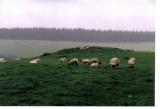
[0, 0, 155, 31]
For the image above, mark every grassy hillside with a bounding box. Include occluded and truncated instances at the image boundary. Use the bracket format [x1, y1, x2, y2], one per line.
[0, 47, 154, 106]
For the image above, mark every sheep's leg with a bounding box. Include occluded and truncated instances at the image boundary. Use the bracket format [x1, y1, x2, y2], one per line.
[116, 63, 119, 67]
[129, 64, 134, 68]
[73, 62, 78, 66]
[75, 62, 78, 66]
[112, 65, 115, 69]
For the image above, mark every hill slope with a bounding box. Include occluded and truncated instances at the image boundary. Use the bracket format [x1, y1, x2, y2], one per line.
[0, 47, 154, 106]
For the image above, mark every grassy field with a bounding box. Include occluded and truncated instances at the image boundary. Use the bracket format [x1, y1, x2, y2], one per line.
[0, 47, 154, 106]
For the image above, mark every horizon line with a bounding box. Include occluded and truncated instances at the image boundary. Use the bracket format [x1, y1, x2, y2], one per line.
[0, 27, 155, 32]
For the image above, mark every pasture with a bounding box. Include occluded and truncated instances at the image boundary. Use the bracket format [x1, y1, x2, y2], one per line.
[0, 47, 154, 106]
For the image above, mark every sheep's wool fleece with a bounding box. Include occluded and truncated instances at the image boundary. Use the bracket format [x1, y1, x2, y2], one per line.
[110, 58, 120, 65]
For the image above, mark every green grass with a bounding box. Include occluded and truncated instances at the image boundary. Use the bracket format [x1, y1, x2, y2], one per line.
[0, 47, 154, 106]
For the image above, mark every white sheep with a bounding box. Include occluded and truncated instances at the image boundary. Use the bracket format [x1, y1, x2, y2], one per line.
[109, 57, 120, 69]
[30, 58, 40, 64]
[79, 46, 90, 50]
[60, 57, 67, 64]
[81, 58, 90, 64]
[79, 47, 86, 50]
[0, 58, 6, 62]
[90, 62, 101, 68]
[85, 46, 90, 49]
[89, 58, 99, 64]
[128, 57, 136, 68]
[34, 59, 40, 61]
[68, 58, 79, 66]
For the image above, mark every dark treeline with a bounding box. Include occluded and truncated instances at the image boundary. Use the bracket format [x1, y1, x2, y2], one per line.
[0, 28, 155, 42]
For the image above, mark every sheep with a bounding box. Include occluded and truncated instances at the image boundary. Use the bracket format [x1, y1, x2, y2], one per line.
[128, 57, 136, 68]
[68, 58, 79, 66]
[79, 46, 90, 50]
[89, 58, 100, 64]
[60, 57, 67, 64]
[109, 57, 120, 69]
[34, 59, 40, 61]
[81, 58, 102, 65]
[30, 58, 40, 64]
[0, 58, 6, 62]
[30, 60, 38, 64]
[79, 47, 86, 50]
[90, 62, 101, 68]
[40, 52, 51, 57]
[85, 46, 90, 49]
[81, 58, 90, 65]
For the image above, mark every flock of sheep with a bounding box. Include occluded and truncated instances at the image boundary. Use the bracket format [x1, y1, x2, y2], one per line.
[1, 55, 136, 69]
[29, 56, 136, 69]
[59, 57, 136, 69]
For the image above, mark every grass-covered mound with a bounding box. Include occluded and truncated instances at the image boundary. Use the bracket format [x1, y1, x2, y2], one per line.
[0, 47, 154, 106]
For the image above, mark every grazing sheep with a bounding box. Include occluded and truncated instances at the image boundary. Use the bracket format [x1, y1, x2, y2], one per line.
[68, 58, 79, 66]
[90, 62, 101, 68]
[85, 46, 90, 49]
[109, 57, 120, 69]
[81, 58, 90, 64]
[79, 47, 86, 50]
[128, 57, 136, 68]
[89, 58, 99, 64]
[79, 46, 90, 50]
[30, 58, 40, 64]
[60, 57, 67, 64]
[34, 59, 40, 61]
[40, 52, 50, 57]
[0, 58, 6, 62]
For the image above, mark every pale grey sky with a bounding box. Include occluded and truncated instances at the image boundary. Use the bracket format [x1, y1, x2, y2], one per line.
[0, 0, 155, 31]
